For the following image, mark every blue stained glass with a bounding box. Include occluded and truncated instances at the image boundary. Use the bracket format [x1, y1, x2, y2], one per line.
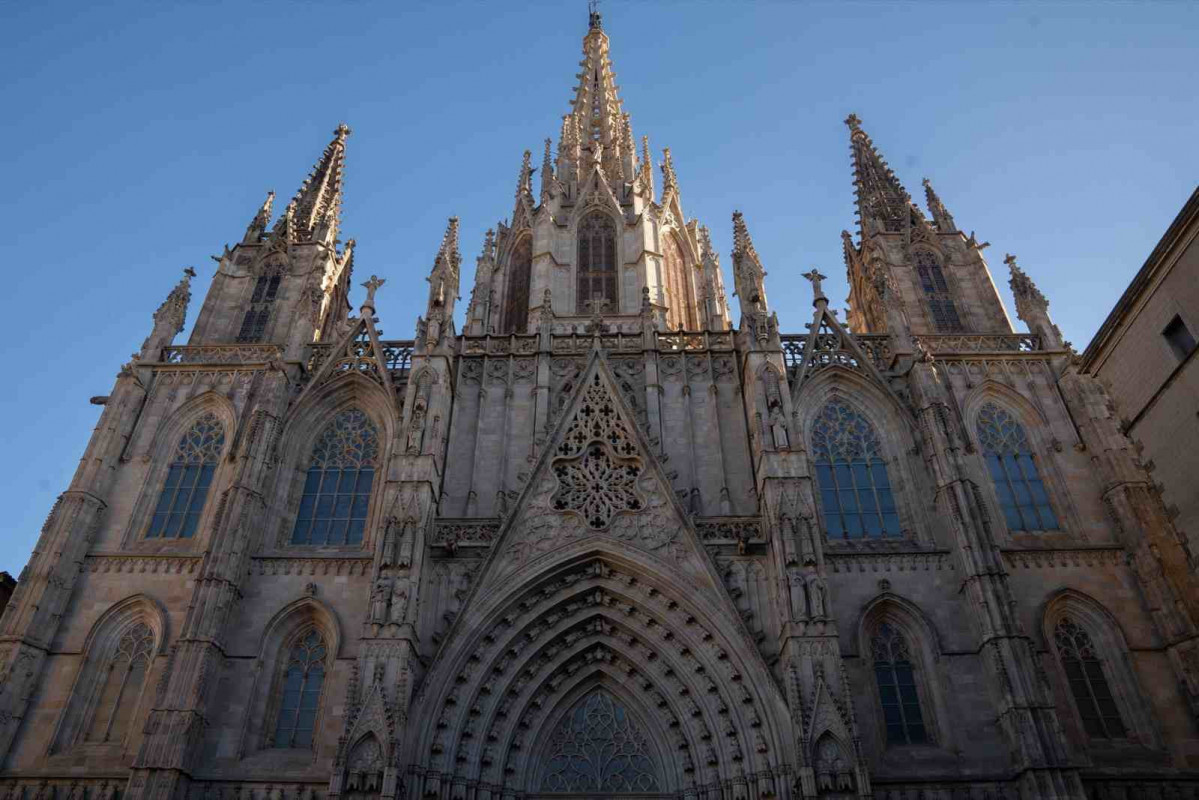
[811, 399, 899, 540]
[273, 631, 327, 748]
[976, 403, 1059, 532]
[146, 414, 224, 540]
[291, 410, 378, 546]
[872, 623, 928, 745]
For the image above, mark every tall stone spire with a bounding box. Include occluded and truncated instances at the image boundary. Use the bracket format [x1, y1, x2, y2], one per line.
[243, 190, 274, 244]
[922, 177, 957, 232]
[421, 217, 462, 349]
[845, 113, 910, 236]
[732, 210, 768, 311]
[565, 8, 632, 185]
[281, 123, 350, 245]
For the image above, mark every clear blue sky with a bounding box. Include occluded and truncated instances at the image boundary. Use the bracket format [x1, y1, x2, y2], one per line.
[1, 1, 1195, 574]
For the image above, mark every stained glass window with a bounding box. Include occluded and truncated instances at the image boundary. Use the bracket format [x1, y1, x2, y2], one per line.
[291, 409, 378, 546]
[237, 268, 283, 342]
[872, 623, 927, 745]
[811, 400, 901, 539]
[272, 630, 327, 748]
[86, 622, 153, 743]
[913, 250, 963, 333]
[976, 403, 1059, 532]
[503, 236, 532, 334]
[1054, 617, 1126, 739]
[147, 413, 224, 539]
[577, 212, 617, 314]
[541, 690, 661, 792]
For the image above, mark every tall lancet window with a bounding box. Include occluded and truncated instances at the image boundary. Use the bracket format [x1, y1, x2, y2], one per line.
[272, 630, 327, 748]
[976, 402, 1058, 532]
[503, 235, 533, 334]
[577, 212, 617, 314]
[871, 623, 928, 745]
[811, 400, 901, 539]
[913, 250, 963, 332]
[1053, 617, 1126, 739]
[85, 622, 154, 744]
[237, 265, 284, 342]
[291, 409, 379, 546]
[662, 235, 694, 330]
[147, 412, 225, 539]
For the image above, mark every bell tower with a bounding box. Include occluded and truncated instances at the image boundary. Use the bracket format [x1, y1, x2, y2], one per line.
[189, 125, 356, 358]
[840, 114, 1013, 337]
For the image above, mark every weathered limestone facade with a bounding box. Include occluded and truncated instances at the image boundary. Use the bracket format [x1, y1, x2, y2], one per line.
[3, 12, 1199, 800]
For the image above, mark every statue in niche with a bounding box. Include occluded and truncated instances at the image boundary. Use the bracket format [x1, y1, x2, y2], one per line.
[407, 399, 427, 455]
[769, 404, 790, 450]
[808, 576, 827, 618]
[389, 578, 410, 625]
[787, 568, 809, 621]
[370, 579, 390, 623]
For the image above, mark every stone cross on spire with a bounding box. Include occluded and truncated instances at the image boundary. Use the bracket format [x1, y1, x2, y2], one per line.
[361, 275, 385, 313]
[802, 269, 828, 306]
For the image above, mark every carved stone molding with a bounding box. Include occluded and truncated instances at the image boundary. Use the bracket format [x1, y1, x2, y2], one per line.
[825, 551, 953, 574]
[84, 555, 202, 575]
[249, 557, 374, 577]
[1001, 548, 1125, 570]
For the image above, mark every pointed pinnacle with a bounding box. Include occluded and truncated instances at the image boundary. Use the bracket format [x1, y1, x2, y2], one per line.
[922, 177, 956, 231]
[731, 210, 758, 261]
[661, 147, 678, 197]
[540, 139, 555, 200]
[516, 150, 533, 199]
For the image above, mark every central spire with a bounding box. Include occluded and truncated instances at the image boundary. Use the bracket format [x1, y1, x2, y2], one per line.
[561, 9, 635, 186]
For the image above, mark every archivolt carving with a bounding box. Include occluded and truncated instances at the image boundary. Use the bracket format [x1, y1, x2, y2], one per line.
[410, 557, 788, 798]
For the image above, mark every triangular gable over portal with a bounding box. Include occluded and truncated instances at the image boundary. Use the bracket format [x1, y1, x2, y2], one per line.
[438, 349, 750, 640]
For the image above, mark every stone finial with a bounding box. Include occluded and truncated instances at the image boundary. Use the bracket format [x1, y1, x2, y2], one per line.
[844, 113, 862, 131]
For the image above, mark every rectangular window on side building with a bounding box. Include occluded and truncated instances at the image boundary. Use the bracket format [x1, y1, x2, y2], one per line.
[1163, 314, 1197, 361]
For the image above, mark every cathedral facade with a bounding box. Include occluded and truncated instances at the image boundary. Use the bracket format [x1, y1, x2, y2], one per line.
[3, 12, 1199, 800]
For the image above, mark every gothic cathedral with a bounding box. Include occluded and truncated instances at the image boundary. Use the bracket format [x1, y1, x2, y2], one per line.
[2, 11, 1198, 800]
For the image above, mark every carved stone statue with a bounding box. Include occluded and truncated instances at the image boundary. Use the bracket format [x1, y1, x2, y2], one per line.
[389, 578, 410, 625]
[787, 568, 808, 621]
[769, 405, 789, 450]
[370, 580, 390, 623]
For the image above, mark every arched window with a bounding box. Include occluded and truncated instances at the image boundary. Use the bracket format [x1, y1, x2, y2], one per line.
[237, 265, 284, 343]
[1053, 617, 1126, 739]
[811, 399, 900, 539]
[577, 212, 617, 314]
[503, 235, 533, 334]
[147, 412, 225, 539]
[85, 622, 153, 744]
[871, 623, 927, 745]
[291, 408, 379, 546]
[662, 234, 693, 330]
[271, 630, 327, 748]
[541, 690, 661, 792]
[913, 250, 963, 332]
[976, 402, 1059, 532]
